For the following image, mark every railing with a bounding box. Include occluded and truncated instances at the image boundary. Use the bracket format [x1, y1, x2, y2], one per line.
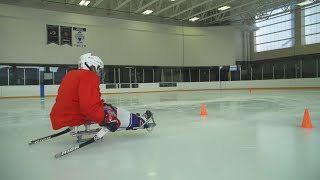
[0, 58, 319, 86]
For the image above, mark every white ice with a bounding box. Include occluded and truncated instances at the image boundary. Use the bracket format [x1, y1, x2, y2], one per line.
[1, 90, 320, 180]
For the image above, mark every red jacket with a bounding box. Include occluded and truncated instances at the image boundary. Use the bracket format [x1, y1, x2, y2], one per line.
[50, 69, 105, 130]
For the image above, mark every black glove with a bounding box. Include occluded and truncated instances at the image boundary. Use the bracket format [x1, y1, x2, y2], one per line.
[103, 103, 112, 107]
[104, 121, 118, 132]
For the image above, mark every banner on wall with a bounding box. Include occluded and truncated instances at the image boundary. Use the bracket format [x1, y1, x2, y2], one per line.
[47, 25, 59, 45]
[73, 27, 86, 47]
[60, 26, 72, 46]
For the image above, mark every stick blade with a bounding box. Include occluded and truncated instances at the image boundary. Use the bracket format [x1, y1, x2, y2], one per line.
[54, 153, 62, 158]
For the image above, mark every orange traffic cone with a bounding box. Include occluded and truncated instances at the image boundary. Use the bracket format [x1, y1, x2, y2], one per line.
[301, 108, 313, 128]
[200, 103, 208, 116]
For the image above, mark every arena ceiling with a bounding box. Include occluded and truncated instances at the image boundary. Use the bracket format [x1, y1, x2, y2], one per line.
[1, 0, 319, 26]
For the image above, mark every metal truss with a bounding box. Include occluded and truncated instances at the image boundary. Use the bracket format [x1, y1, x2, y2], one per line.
[134, 0, 159, 13]
[114, 0, 132, 10]
[92, 0, 104, 8]
[169, 0, 213, 18]
[152, 0, 186, 16]
[10, 0, 320, 26]
[182, 0, 236, 20]
[203, 0, 295, 25]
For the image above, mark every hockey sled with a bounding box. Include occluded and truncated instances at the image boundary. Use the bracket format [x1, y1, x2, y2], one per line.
[70, 112, 156, 142]
[28, 111, 156, 158]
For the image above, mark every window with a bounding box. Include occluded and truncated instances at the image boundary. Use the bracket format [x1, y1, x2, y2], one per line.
[190, 68, 199, 82]
[162, 68, 172, 82]
[144, 68, 153, 83]
[255, 7, 295, 52]
[135, 68, 144, 83]
[53, 67, 67, 85]
[303, 3, 320, 45]
[172, 68, 181, 82]
[9, 66, 24, 85]
[0, 65, 10, 86]
[200, 68, 210, 82]
[25, 67, 39, 85]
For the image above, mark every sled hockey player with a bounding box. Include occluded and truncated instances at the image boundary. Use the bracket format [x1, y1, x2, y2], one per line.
[29, 53, 156, 158]
[50, 53, 153, 133]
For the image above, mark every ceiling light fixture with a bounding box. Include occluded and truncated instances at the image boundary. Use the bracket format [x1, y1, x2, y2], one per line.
[142, 10, 154, 15]
[79, 0, 90, 6]
[79, 0, 86, 6]
[218, 6, 231, 11]
[297, 0, 313, 6]
[84, 1, 90, 6]
[189, 17, 200, 22]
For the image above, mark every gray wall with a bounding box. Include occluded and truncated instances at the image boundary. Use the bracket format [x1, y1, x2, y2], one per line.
[183, 26, 236, 66]
[0, 4, 237, 66]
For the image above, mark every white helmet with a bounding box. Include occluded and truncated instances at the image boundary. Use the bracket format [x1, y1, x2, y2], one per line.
[79, 53, 104, 71]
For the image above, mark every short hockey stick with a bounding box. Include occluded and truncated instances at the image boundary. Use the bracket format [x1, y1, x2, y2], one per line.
[28, 128, 71, 145]
[54, 127, 109, 158]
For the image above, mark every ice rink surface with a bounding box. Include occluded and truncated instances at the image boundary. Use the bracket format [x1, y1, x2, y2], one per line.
[1, 90, 320, 180]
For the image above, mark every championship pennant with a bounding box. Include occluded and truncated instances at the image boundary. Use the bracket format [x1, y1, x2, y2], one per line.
[47, 25, 59, 45]
[73, 27, 87, 47]
[60, 26, 72, 46]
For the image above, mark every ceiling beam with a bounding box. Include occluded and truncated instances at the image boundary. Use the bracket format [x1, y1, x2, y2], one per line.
[169, 0, 213, 18]
[153, 0, 186, 15]
[182, 0, 236, 20]
[253, 0, 297, 22]
[134, 0, 159, 13]
[205, 0, 293, 25]
[92, 0, 104, 7]
[114, 0, 132, 10]
[198, 0, 258, 22]
[67, 0, 75, 4]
